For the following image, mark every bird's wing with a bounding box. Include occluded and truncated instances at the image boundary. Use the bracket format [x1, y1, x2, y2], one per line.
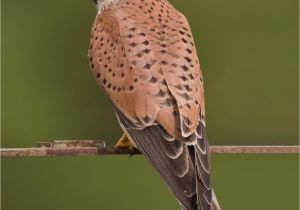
[114, 105, 211, 210]
[88, 0, 211, 209]
[88, 1, 206, 138]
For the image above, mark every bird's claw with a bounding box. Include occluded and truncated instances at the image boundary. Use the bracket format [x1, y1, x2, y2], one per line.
[114, 133, 136, 157]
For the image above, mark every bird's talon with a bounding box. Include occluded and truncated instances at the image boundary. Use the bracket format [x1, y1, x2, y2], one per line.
[114, 133, 135, 150]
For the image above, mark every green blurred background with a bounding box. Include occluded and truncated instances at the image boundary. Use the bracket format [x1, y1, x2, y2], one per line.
[1, 0, 299, 209]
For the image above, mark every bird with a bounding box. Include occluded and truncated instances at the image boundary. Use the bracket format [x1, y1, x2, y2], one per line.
[88, 0, 220, 209]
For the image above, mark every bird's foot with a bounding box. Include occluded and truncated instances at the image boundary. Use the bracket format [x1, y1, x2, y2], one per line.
[114, 133, 135, 151]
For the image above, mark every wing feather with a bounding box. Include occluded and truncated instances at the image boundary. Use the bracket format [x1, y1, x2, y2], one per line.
[88, 0, 206, 138]
[114, 106, 212, 210]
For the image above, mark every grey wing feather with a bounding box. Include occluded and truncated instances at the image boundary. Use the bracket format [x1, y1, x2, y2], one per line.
[114, 106, 212, 210]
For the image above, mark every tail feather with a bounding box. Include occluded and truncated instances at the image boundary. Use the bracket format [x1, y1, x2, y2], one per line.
[114, 106, 216, 210]
[211, 190, 221, 210]
[195, 135, 212, 210]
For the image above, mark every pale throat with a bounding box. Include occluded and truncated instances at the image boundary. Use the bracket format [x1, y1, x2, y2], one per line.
[97, 0, 121, 13]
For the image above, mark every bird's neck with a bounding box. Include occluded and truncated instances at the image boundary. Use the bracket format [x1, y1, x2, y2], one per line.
[97, 0, 121, 13]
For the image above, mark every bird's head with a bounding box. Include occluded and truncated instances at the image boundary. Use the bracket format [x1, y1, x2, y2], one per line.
[92, 0, 120, 12]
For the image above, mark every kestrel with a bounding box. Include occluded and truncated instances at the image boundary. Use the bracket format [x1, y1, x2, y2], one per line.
[88, 0, 220, 209]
